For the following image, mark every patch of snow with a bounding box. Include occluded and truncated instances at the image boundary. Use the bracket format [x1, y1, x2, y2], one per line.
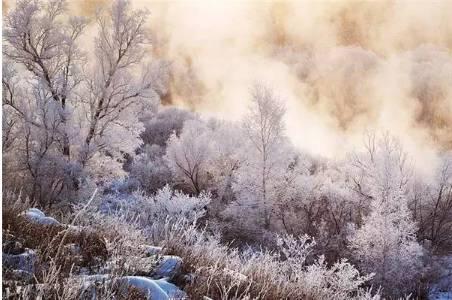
[120, 276, 169, 300]
[154, 278, 187, 298]
[27, 208, 45, 217]
[78, 274, 187, 300]
[120, 276, 187, 300]
[22, 208, 60, 226]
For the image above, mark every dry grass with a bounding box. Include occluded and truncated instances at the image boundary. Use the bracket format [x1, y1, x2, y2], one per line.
[2, 192, 110, 298]
[148, 218, 379, 300]
[2, 192, 379, 300]
[150, 218, 291, 299]
[2, 193, 151, 299]
[3, 209, 108, 277]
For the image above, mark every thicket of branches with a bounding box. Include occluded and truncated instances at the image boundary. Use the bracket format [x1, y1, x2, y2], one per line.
[3, 0, 452, 299]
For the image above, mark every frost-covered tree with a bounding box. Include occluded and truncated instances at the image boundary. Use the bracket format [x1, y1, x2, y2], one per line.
[4, 0, 88, 158]
[273, 159, 361, 261]
[2, 0, 90, 204]
[165, 120, 213, 194]
[79, 0, 169, 167]
[226, 84, 291, 239]
[2, 0, 168, 205]
[412, 154, 452, 253]
[140, 107, 199, 147]
[126, 107, 198, 194]
[241, 84, 286, 225]
[128, 144, 172, 193]
[348, 134, 423, 297]
[2, 61, 84, 206]
[200, 120, 244, 200]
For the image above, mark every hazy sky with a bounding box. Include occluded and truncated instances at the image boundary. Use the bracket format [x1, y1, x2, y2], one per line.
[4, 0, 452, 172]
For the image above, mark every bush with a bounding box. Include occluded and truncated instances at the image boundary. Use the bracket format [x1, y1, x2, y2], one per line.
[150, 217, 379, 300]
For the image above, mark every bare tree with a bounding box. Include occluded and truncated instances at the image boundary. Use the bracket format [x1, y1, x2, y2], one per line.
[348, 133, 422, 297]
[413, 155, 452, 253]
[165, 120, 212, 194]
[245, 84, 285, 228]
[348, 132, 411, 223]
[80, 0, 163, 165]
[4, 0, 88, 158]
[231, 84, 286, 231]
[2, 0, 168, 205]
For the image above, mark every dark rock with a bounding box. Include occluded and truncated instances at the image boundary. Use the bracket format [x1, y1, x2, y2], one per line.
[3, 249, 36, 274]
[152, 256, 183, 279]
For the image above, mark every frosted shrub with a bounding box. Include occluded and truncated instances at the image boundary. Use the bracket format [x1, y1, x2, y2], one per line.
[145, 185, 211, 222]
[348, 134, 424, 297]
[158, 219, 379, 300]
[129, 144, 172, 193]
[99, 185, 211, 226]
[277, 234, 316, 268]
[301, 256, 375, 300]
[165, 120, 214, 194]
